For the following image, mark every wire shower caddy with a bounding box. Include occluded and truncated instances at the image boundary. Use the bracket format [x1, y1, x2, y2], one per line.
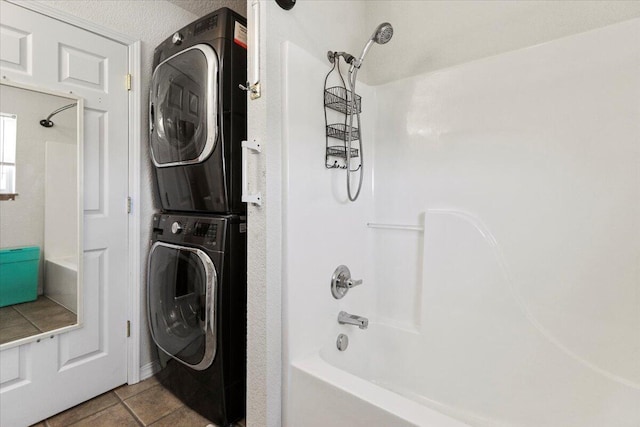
[323, 56, 362, 170]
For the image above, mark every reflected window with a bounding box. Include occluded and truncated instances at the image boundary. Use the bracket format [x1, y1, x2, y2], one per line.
[0, 113, 17, 195]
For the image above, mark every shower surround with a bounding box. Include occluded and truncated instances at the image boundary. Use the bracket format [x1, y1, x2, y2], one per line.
[281, 16, 640, 427]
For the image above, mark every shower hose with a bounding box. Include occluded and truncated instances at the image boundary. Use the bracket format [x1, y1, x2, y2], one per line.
[346, 67, 363, 202]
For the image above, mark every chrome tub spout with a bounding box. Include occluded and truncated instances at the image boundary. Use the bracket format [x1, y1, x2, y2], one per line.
[338, 311, 369, 330]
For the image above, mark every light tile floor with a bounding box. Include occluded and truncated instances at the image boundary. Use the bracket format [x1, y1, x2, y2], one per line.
[29, 375, 246, 427]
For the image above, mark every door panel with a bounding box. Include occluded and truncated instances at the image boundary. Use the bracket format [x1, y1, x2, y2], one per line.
[0, 23, 31, 74]
[59, 249, 106, 367]
[59, 44, 107, 91]
[83, 109, 106, 213]
[0, 2, 129, 426]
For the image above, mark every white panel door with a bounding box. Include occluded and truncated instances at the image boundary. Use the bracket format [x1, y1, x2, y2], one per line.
[0, 2, 130, 426]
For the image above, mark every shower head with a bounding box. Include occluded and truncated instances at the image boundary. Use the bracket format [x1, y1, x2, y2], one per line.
[39, 103, 76, 128]
[372, 22, 393, 45]
[350, 22, 393, 71]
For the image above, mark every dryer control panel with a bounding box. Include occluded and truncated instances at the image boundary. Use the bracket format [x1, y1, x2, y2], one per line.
[152, 214, 230, 250]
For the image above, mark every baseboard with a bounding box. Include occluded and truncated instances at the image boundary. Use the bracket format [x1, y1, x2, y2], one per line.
[139, 360, 161, 381]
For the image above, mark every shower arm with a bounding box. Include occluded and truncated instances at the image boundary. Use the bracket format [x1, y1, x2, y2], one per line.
[40, 103, 76, 127]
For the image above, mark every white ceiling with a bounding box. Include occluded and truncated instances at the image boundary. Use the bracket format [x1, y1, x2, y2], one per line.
[167, 0, 246, 18]
[364, 0, 640, 85]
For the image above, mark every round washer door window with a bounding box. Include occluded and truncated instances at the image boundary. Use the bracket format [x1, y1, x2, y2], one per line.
[150, 44, 219, 167]
[148, 242, 217, 370]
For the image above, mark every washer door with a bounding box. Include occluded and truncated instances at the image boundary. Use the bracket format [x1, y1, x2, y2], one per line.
[150, 44, 219, 167]
[147, 242, 217, 370]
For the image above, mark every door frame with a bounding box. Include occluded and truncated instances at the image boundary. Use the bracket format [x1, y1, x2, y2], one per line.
[7, 0, 143, 384]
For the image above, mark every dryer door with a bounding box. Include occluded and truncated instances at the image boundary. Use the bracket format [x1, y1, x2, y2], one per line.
[147, 242, 217, 370]
[150, 44, 218, 167]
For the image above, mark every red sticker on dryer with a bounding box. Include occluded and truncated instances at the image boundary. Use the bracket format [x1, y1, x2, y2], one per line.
[234, 22, 247, 49]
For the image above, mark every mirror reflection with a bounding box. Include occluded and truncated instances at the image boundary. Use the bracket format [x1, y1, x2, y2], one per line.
[0, 82, 81, 346]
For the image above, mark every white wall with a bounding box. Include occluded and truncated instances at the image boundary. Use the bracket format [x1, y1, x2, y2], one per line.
[166, 0, 246, 17]
[363, 0, 640, 85]
[0, 84, 76, 294]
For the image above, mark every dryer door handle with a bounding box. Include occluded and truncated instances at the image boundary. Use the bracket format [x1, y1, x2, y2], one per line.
[241, 139, 262, 206]
[149, 102, 155, 134]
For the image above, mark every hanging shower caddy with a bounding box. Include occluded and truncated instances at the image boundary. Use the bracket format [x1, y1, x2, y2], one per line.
[323, 55, 362, 170]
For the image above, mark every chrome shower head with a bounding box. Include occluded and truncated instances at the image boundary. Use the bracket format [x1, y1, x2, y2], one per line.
[352, 22, 394, 70]
[373, 22, 393, 45]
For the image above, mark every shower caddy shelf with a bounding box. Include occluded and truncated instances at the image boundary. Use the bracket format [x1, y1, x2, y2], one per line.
[323, 60, 362, 170]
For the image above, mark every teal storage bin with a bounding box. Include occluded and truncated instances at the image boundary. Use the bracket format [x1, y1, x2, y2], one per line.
[0, 246, 40, 307]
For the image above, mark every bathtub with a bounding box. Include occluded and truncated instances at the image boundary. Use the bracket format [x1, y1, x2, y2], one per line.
[44, 257, 77, 314]
[289, 352, 470, 427]
[287, 322, 473, 427]
[288, 318, 640, 427]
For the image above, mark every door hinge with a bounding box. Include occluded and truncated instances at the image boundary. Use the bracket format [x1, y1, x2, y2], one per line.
[127, 196, 132, 214]
[126, 74, 132, 91]
[127, 320, 131, 337]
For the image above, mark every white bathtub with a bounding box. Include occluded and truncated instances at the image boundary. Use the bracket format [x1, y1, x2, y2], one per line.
[289, 353, 469, 427]
[288, 319, 640, 427]
[44, 257, 77, 314]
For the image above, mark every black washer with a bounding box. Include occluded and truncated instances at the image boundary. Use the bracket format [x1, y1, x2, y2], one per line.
[147, 213, 246, 426]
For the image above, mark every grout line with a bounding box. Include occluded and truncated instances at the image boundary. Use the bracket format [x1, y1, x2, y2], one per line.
[15, 307, 43, 333]
[114, 377, 158, 402]
[148, 408, 179, 427]
[16, 298, 76, 334]
[121, 400, 146, 426]
[47, 393, 120, 427]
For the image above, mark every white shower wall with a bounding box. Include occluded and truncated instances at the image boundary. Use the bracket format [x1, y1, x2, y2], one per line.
[44, 141, 77, 262]
[280, 7, 640, 425]
[369, 17, 640, 424]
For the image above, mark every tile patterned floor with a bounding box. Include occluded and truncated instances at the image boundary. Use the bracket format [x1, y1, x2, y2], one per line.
[0, 296, 76, 344]
[29, 375, 246, 427]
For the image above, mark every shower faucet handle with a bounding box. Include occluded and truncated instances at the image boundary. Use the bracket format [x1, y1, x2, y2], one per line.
[346, 278, 362, 288]
[331, 265, 363, 299]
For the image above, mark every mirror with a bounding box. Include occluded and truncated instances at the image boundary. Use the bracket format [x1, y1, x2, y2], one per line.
[0, 81, 83, 348]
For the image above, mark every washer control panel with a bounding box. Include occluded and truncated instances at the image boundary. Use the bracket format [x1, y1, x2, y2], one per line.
[153, 214, 224, 250]
[192, 221, 218, 240]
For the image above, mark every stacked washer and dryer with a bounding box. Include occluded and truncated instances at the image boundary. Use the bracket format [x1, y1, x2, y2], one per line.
[146, 8, 247, 427]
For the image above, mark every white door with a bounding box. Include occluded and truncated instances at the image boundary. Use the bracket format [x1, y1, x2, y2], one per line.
[0, 2, 130, 425]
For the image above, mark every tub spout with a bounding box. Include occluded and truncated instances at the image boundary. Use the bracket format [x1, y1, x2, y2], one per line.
[338, 311, 368, 330]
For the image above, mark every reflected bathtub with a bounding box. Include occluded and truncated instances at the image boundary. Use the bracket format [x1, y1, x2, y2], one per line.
[44, 257, 77, 314]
